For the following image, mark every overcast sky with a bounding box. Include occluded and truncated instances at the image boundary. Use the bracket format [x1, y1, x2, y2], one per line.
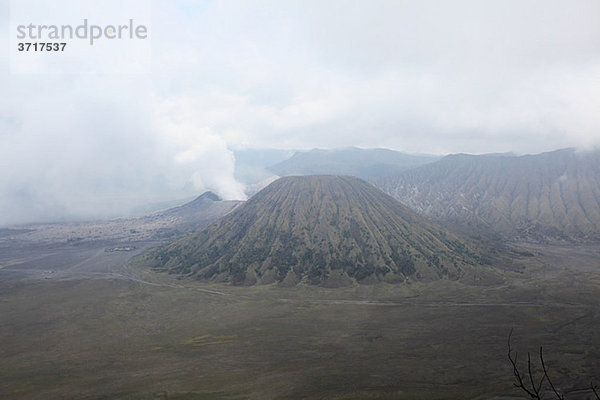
[1, 0, 599, 224]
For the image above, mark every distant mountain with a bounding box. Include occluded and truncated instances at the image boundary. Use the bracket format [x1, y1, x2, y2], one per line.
[156, 191, 222, 217]
[146, 191, 241, 234]
[0, 192, 242, 245]
[233, 148, 294, 185]
[129, 196, 196, 216]
[267, 147, 440, 179]
[141, 176, 488, 286]
[375, 148, 600, 242]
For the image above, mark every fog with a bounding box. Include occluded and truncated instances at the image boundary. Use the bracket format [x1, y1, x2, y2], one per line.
[0, 0, 599, 225]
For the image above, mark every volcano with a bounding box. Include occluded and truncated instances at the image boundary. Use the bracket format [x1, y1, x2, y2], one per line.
[142, 176, 487, 286]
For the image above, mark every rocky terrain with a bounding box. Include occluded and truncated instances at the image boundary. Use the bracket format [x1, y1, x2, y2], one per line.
[375, 148, 600, 242]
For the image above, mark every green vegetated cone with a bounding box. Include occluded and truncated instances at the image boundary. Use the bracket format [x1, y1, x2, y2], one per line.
[143, 175, 488, 286]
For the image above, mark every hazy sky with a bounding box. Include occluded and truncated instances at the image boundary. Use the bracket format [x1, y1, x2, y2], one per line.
[1, 0, 599, 224]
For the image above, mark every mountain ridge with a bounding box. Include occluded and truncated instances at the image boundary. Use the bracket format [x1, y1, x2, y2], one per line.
[268, 147, 440, 179]
[375, 148, 600, 242]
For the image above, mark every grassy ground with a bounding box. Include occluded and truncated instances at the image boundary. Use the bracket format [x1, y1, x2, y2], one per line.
[0, 244, 599, 399]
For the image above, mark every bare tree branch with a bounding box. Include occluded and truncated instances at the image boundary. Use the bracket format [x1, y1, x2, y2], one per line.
[591, 382, 600, 400]
[508, 329, 541, 399]
[508, 329, 598, 400]
[539, 346, 564, 400]
[527, 351, 543, 399]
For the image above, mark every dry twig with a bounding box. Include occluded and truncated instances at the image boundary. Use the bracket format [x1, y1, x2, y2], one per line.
[507, 329, 565, 400]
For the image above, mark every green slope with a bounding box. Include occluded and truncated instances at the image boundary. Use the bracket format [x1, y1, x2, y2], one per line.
[141, 176, 486, 286]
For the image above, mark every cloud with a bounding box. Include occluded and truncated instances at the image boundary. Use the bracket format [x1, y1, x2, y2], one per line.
[0, 0, 599, 224]
[146, 0, 600, 153]
[0, 76, 249, 225]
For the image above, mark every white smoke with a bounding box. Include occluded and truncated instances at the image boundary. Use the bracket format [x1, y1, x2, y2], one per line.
[0, 77, 248, 226]
[153, 94, 247, 201]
